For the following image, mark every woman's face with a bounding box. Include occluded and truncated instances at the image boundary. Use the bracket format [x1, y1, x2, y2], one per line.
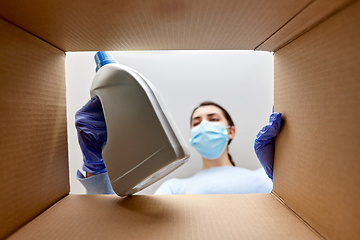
[191, 105, 236, 140]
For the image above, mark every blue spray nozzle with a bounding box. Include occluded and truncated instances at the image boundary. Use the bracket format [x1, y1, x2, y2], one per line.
[94, 51, 118, 72]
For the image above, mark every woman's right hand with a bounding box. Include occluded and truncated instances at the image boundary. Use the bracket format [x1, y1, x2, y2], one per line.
[75, 96, 107, 176]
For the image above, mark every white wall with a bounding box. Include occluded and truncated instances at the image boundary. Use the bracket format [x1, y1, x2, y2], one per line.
[65, 50, 274, 195]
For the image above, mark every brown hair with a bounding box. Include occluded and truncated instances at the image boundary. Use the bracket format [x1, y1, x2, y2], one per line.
[190, 101, 236, 166]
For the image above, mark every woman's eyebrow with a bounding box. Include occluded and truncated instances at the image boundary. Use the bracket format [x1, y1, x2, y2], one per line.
[192, 113, 220, 121]
[207, 113, 220, 117]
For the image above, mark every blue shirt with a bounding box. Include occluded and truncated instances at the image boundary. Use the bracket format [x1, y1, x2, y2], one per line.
[154, 166, 273, 195]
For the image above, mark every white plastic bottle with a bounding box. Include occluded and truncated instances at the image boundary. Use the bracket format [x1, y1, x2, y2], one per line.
[90, 51, 190, 196]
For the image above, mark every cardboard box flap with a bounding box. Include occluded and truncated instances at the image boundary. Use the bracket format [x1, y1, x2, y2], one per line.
[8, 194, 320, 239]
[257, 0, 355, 51]
[0, 18, 69, 239]
[0, 0, 311, 51]
[273, 1, 360, 239]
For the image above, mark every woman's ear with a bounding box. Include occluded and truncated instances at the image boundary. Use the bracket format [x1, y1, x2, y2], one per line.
[228, 126, 236, 140]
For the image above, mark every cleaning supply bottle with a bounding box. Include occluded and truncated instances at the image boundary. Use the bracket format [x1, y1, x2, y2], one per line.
[91, 51, 190, 196]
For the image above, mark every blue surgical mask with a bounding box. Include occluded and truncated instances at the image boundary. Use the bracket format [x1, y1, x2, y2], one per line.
[189, 120, 229, 160]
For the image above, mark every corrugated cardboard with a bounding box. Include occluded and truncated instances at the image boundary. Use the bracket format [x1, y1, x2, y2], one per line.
[0, 0, 311, 51]
[256, 0, 355, 51]
[273, 1, 360, 239]
[8, 194, 319, 240]
[0, 0, 359, 239]
[0, 18, 69, 239]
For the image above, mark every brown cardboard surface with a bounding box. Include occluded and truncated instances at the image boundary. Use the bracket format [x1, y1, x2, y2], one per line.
[0, 18, 69, 239]
[257, 0, 355, 51]
[1, 1, 359, 239]
[8, 194, 320, 240]
[273, 1, 360, 240]
[0, 0, 310, 51]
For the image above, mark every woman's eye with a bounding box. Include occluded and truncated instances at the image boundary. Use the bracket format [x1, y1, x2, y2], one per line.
[193, 122, 200, 127]
[210, 118, 219, 122]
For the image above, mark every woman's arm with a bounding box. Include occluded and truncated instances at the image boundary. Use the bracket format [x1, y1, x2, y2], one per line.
[254, 108, 283, 181]
[75, 96, 115, 194]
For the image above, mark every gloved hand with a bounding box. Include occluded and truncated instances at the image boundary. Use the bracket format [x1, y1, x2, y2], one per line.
[254, 107, 283, 181]
[75, 96, 107, 175]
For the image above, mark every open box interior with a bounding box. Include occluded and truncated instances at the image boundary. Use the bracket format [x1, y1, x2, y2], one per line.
[1, 0, 359, 239]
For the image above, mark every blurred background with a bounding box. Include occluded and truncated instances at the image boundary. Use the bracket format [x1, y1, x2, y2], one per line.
[65, 50, 274, 194]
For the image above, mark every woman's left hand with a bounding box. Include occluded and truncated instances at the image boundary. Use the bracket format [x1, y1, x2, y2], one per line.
[254, 107, 283, 181]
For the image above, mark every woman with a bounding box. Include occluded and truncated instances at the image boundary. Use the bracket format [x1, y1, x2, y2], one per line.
[154, 101, 273, 194]
[75, 97, 282, 194]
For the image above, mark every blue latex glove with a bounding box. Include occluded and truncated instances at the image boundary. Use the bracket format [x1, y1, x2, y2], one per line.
[75, 96, 107, 175]
[254, 107, 283, 181]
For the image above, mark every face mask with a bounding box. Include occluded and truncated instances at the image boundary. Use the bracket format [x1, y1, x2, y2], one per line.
[189, 120, 229, 160]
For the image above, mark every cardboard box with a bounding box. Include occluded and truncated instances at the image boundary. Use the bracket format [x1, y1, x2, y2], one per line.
[0, 0, 359, 239]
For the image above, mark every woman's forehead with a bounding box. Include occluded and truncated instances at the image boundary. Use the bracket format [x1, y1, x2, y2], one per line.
[192, 105, 223, 119]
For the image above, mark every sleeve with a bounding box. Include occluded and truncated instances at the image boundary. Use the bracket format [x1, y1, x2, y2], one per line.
[254, 141, 275, 181]
[254, 168, 273, 193]
[77, 170, 115, 195]
[154, 178, 178, 195]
